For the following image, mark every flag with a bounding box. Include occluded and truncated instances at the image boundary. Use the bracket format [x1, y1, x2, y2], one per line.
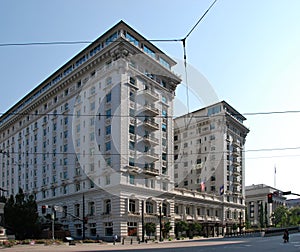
[200, 181, 205, 192]
[220, 185, 224, 195]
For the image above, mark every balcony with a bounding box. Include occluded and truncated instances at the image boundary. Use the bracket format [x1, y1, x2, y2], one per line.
[141, 89, 159, 101]
[233, 168, 240, 176]
[142, 135, 159, 145]
[233, 141, 240, 147]
[232, 159, 240, 167]
[232, 190, 241, 196]
[126, 164, 139, 174]
[127, 211, 141, 216]
[143, 119, 159, 130]
[143, 150, 159, 161]
[232, 149, 239, 157]
[233, 179, 240, 185]
[139, 103, 159, 116]
[142, 167, 159, 177]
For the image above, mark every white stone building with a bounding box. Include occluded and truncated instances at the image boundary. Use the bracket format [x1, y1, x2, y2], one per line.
[174, 101, 250, 232]
[245, 184, 286, 227]
[0, 21, 250, 240]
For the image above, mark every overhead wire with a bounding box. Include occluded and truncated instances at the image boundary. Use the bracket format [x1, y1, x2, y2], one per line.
[2, 108, 300, 119]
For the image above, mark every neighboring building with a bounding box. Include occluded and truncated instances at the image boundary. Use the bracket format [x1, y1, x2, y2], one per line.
[286, 198, 300, 208]
[245, 184, 286, 227]
[174, 101, 250, 231]
[0, 21, 249, 239]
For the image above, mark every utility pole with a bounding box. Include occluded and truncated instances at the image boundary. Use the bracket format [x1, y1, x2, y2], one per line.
[51, 206, 55, 240]
[141, 200, 144, 242]
[159, 203, 162, 242]
[82, 194, 85, 240]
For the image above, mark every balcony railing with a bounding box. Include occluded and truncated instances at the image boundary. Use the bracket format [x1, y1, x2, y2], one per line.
[143, 119, 159, 130]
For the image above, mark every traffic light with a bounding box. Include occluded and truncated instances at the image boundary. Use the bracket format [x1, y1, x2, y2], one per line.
[42, 205, 47, 214]
[267, 193, 273, 203]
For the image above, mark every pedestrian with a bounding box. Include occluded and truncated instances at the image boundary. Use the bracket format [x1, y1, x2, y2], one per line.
[283, 229, 289, 243]
[113, 234, 118, 245]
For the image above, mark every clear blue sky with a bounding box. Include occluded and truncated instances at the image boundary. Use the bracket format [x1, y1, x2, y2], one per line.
[1, 0, 300, 197]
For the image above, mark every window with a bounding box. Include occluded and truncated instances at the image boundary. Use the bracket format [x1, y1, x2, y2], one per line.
[104, 199, 111, 214]
[105, 175, 110, 185]
[130, 91, 135, 101]
[106, 92, 111, 103]
[129, 157, 135, 167]
[106, 158, 111, 167]
[129, 199, 136, 212]
[129, 77, 136, 85]
[90, 86, 95, 95]
[143, 45, 155, 58]
[90, 132, 95, 141]
[129, 141, 135, 150]
[129, 174, 135, 185]
[146, 201, 153, 214]
[106, 77, 112, 86]
[127, 222, 137, 236]
[105, 141, 111, 151]
[88, 202, 95, 216]
[106, 125, 111, 135]
[162, 109, 167, 118]
[129, 108, 135, 117]
[106, 109, 111, 119]
[63, 206, 68, 217]
[126, 32, 139, 46]
[129, 125, 135, 134]
[162, 124, 167, 132]
[75, 182, 80, 191]
[75, 204, 80, 217]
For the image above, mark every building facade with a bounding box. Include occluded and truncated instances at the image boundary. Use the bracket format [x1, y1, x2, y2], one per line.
[174, 101, 250, 231]
[0, 21, 249, 239]
[245, 184, 286, 227]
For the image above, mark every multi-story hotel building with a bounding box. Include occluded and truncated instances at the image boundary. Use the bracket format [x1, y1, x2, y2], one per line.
[0, 21, 249, 239]
[0, 21, 182, 239]
[174, 101, 250, 230]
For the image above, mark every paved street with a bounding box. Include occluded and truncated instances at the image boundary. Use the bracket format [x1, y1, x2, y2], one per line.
[1, 233, 300, 252]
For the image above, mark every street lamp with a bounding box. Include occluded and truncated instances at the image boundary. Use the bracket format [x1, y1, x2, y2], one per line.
[159, 202, 162, 242]
[141, 200, 145, 243]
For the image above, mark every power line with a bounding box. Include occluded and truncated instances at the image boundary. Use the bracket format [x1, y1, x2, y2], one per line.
[2, 109, 300, 119]
[2, 145, 300, 158]
[183, 0, 218, 41]
[0, 39, 184, 47]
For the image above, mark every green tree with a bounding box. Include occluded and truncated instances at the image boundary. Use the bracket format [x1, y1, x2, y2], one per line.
[272, 206, 288, 227]
[162, 221, 172, 239]
[245, 208, 251, 229]
[145, 222, 156, 238]
[259, 202, 264, 228]
[4, 188, 40, 239]
[264, 202, 268, 227]
[175, 221, 189, 238]
[189, 222, 202, 237]
[288, 206, 300, 226]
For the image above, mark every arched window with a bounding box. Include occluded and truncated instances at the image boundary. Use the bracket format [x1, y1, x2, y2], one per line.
[105, 199, 111, 214]
[146, 201, 154, 214]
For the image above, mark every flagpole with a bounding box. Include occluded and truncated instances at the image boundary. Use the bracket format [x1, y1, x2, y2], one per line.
[274, 165, 276, 188]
